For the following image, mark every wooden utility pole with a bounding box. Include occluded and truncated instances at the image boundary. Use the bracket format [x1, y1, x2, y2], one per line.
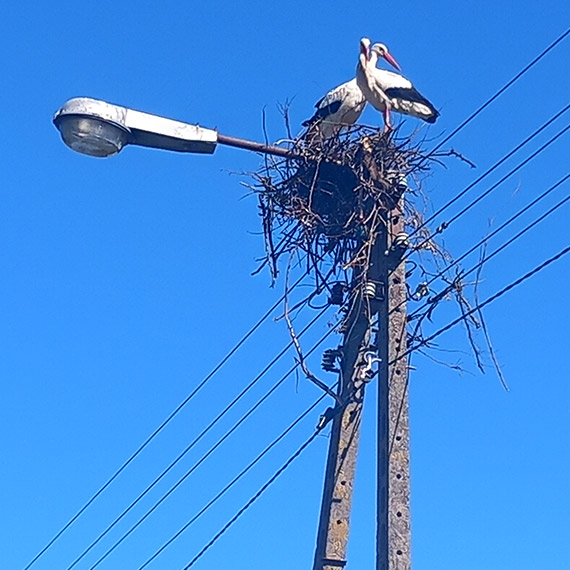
[312, 199, 411, 570]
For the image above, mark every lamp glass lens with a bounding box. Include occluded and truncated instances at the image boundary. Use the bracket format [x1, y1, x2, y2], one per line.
[58, 116, 128, 157]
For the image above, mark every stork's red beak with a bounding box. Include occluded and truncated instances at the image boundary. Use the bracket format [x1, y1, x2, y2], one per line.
[384, 52, 402, 72]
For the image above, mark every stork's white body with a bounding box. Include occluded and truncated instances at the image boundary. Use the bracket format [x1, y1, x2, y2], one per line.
[357, 44, 439, 126]
[303, 78, 366, 139]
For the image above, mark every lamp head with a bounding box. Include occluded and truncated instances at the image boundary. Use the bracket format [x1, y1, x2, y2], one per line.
[54, 113, 129, 157]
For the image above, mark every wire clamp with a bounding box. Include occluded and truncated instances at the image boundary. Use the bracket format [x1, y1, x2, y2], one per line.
[412, 282, 430, 300]
[358, 350, 381, 382]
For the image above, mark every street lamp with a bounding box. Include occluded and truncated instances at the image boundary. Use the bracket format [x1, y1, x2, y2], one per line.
[53, 97, 294, 159]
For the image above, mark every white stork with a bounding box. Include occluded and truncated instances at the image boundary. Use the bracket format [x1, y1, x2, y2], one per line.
[357, 39, 439, 130]
[302, 78, 366, 139]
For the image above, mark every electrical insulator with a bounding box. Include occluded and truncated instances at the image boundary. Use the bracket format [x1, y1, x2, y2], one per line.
[328, 282, 345, 306]
[363, 281, 377, 298]
[322, 348, 342, 373]
[392, 232, 410, 252]
[387, 170, 409, 193]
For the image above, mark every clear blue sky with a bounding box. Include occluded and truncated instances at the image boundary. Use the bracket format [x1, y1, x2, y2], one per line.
[2, 2, 569, 569]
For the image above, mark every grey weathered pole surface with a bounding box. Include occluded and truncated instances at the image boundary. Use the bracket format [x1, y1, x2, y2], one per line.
[312, 260, 378, 570]
[312, 146, 411, 570]
[376, 204, 411, 570]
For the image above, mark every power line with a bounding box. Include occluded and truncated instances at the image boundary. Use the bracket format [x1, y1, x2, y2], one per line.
[27, 28, 570, 570]
[400, 242, 570, 364]
[427, 27, 570, 155]
[65, 305, 329, 570]
[180, 427, 323, 570]
[429, 123, 570, 235]
[159, 30, 570, 568]
[404, 118, 570, 261]
[408, 172, 570, 323]
[402, 172, 570, 319]
[407, 103, 570, 242]
[133, 171, 570, 570]
[83, 315, 337, 570]
[387, 174, 570, 451]
[137, 391, 330, 570]
[384, 33, 570, 443]
[23, 272, 312, 570]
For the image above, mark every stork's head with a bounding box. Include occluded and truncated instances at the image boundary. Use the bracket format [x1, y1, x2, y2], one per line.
[371, 43, 402, 72]
[359, 37, 371, 58]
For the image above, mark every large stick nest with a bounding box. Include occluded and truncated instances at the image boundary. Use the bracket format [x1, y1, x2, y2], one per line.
[248, 126, 436, 288]
[244, 123, 507, 387]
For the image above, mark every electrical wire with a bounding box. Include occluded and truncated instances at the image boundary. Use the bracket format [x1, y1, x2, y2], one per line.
[403, 119, 570, 266]
[426, 27, 570, 155]
[137, 390, 330, 570]
[26, 27, 570, 570]
[402, 172, 570, 318]
[165, 33, 570, 567]
[399, 242, 570, 364]
[406, 103, 570, 243]
[82, 315, 337, 570]
[384, 185, 570, 479]
[408, 172, 570, 323]
[23, 271, 313, 570]
[65, 305, 329, 570]
[180, 428, 322, 570]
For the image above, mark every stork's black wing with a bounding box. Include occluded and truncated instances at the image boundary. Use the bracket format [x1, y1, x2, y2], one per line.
[302, 100, 343, 127]
[384, 87, 439, 123]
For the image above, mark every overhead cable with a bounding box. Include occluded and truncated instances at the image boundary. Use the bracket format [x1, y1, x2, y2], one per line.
[66, 305, 329, 570]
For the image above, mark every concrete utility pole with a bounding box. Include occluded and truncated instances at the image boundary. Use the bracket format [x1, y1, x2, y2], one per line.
[312, 258, 376, 570]
[312, 200, 411, 570]
[376, 204, 411, 570]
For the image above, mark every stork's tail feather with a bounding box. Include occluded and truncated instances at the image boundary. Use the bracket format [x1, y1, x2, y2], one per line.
[425, 109, 440, 124]
[302, 112, 321, 128]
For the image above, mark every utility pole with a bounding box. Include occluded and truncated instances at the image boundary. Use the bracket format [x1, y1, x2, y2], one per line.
[313, 195, 411, 570]
[312, 238, 382, 570]
[376, 203, 411, 570]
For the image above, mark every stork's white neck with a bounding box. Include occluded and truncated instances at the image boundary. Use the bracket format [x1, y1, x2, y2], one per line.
[368, 51, 379, 67]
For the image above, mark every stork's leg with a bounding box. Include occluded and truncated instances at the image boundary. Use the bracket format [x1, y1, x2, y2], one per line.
[383, 105, 393, 133]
